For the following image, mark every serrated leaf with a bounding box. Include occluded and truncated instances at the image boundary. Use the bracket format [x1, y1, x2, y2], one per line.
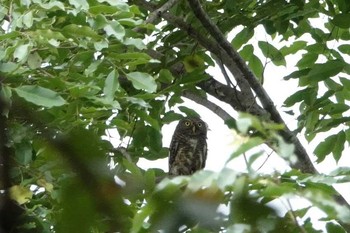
[14, 85, 66, 107]
[103, 69, 119, 101]
[126, 72, 157, 93]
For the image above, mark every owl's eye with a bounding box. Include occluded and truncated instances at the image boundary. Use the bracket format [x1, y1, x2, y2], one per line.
[184, 121, 191, 126]
[197, 123, 202, 127]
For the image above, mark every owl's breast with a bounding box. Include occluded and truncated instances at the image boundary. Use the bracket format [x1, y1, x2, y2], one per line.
[188, 138, 198, 149]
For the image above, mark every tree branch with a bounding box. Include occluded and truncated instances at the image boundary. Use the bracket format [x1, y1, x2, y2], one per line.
[186, 0, 316, 174]
[182, 91, 234, 122]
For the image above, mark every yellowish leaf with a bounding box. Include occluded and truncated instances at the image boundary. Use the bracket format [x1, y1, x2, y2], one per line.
[9, 185, 33, 204]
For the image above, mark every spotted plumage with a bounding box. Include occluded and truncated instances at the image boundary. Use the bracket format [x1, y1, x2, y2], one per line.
[168, 117, 208, 176]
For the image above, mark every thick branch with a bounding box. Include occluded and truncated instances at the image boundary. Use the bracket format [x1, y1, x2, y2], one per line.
[143, 0, 180, 25]
[186, 0, 316, 174]
[183, 91, 234, 122]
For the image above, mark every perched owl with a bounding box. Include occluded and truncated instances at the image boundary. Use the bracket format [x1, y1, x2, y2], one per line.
[168, 117, 208, 176]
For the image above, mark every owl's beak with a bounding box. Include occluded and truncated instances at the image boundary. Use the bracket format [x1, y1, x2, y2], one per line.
[192, 126, 196, 133]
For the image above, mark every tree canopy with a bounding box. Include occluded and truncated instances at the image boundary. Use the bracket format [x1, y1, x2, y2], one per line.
[1, 0, 350, 232]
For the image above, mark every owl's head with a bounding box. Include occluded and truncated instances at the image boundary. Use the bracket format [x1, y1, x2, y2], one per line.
[176, 117, 207, 136]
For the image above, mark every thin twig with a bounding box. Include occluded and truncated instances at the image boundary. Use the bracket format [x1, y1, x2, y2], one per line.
[257, 150, 273, 171]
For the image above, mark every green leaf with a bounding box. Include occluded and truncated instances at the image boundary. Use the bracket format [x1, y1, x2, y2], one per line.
[104, 21, 125, 40]
[284, 88, 316, 107]
[103, 69, 119, 101]
[178, 106, 200, 117]
[183, 55, 205, 72]
[332, 13, 350, 28]
[338, 44, 350, 55]
[227, 137, 265, 163]
[62, 25, 101, 40]
[123, 38, 146, 50]
[0, 31, 21, 40]
[126, 72, 157, 93]
[110, 52, 151, 60]
[89, 5, 119, 15]
[231, 27, 254, 49]
[258, 41, 286, 66]
[333, 131, 345, 162]
[27, 52, 42, 69]
[248, 54, 264, 80]
[158, 69, 175, 84]
[23, 11, 33, 28]
[69, 0, 89, 10]
[14, 44, 31, 62]
[14, 85, 66, 107]
[15, 141, 33, 165]
[239, 44, 254, 60]
[280, 41, 307, 56]
[9, 185, 33, 205]
[296, 53, 318, 69]
[131, 204, 153, 233]
[314, 134, 337, 162]
[303, 60, 345, 85]
[326, 222, 346, 233]
[340, 77, 350, 90]
[38, 1, 65, 10]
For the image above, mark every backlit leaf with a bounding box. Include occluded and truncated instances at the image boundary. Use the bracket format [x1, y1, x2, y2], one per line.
[14, 85, 66, 107]
[314, 134, 337, 162]
[104, 21, 125, 40]
[14, 44, 30, 62]
[126, 72, 157, 93]
[303, 60, 345, 84]
[103, 69, 119, 101]
[10, 185, 33, 205]
[258, 41, 286, 66]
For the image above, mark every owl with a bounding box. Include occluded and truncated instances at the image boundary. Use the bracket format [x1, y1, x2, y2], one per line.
[168, 117, 208, 176]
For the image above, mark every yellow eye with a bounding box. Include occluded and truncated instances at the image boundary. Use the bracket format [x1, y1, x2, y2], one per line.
[184, 121, 191, 126]
[197, 123, 202, 127]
